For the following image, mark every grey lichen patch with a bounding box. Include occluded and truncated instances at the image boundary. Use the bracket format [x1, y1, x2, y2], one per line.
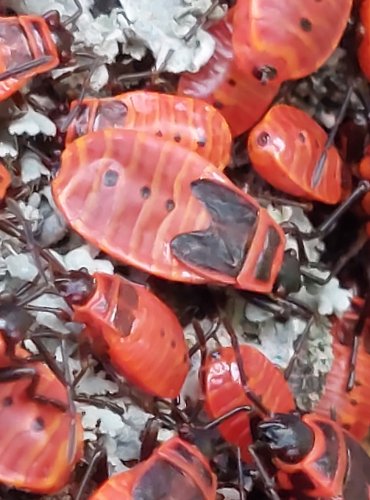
[17, 0, 222, 73]
[118, 0, 223, 72]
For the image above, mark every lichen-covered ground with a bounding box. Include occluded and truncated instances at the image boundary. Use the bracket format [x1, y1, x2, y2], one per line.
[0, 1, 369, 499]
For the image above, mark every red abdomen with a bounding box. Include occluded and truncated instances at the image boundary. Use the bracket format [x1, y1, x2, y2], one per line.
[72, 272, 189, 398]
[315, 298, 370, 440]
[0, 16, 59, 101]
[89, 437, 217, 500]
[0, 339, 83, 493]
[178, 16, 280, 137]
[203, 345, 295, 462]
[248, 104, 342, 203]
[52, 128, 285, 293]
[66, 91, 232, 170]
[232, 0, 352, 81]
[0, 162, 11, 199]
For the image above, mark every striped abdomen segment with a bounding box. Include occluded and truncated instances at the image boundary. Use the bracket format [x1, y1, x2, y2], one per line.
[90, 437, 217, 500]
[315, 299, 370, 440]
[0, 16, 58, 101]
[53, 128, 261, 285]
[73, 272, 189, 398]
[248, 104, 342, 203]
[66, 90, 232, 170]
[178, 16, 279, 137]
[203, 345, 295, 462]
[0, 340, 83, 493]
[233, 0, 352, 81]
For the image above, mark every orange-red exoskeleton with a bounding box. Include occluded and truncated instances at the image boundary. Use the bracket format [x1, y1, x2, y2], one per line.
[55, 271, 189, 398]
[65, 90, 232, 170]
[0, 337, 83, 494]
[232, 0, 353, 82]
[89, 436, 217, 500]
[0, 162, 11, 200]
[178, 13, 280, 137]
[315, 296, 370, 441]
[358, 0, 370, 81]
[202, 345, 295, 462]
[247, 104, 343, 204]
[52, 128, 302, 295]
[255, 412, 370, 500]
[0, 2, 80, 101]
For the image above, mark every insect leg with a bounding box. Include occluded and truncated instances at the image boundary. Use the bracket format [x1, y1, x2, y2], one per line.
[0, 56, 54, 82]
[248, 446, 280, 500]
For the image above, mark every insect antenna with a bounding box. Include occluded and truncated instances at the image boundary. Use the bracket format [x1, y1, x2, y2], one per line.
[0, 57, 54, 82]
[183, 0, 221, 42]
[283, 316, 315, 380]
[236, 447, 247, 500]
[140, 418, 162, 461]
[248, 446, 280, 500]
[4, 198, 49, 284]
[62, 0, 83, 27]
[312, 83, 354, 188]
[75, 443, 106, 500]
[222, 317, 271, 417]
[59, 56, 104, 134]
[346, 288, 370, 390]
[189, 318, 221, 357]
[31, 336, 78, 464]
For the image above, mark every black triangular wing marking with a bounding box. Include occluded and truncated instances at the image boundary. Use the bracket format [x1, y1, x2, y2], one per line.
[171, 179, 258, 277]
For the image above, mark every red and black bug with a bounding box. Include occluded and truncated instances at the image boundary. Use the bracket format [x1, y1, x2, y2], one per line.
[0, 336, 83, 494]
[199, 327, 370, 500]
[0, 0, 81, 102]
[178, 12, 280, 137]
[254, 411, 370, 500]
[88, 436, 217, 500]
[55, 271, 189, 398]
[247, 103, 343, 204]
[202, 344, 295, 463]
[315, 296, 370, 441]
[52, 128, 304, 295]
[65, 90, 232, 170]
[232, 0, 353, 83]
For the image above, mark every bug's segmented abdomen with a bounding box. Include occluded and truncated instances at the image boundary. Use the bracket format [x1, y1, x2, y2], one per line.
[203, 346, 295, 461]
[178, 16, 280, 137]
[90, 438, 217, 500]
[248, 104, 342, 203]
[121, 91, 232, 169]
[315, 301, 370, 441]
[67, 91, 232, 169]
[233, 0, 352, 81]
[0, 342, 83, 493]
[53, 128, 240, 284]
[73, 272, 189, 398]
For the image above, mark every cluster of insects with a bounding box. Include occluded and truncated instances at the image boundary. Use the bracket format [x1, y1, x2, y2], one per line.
[0, 0, 370, 499]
